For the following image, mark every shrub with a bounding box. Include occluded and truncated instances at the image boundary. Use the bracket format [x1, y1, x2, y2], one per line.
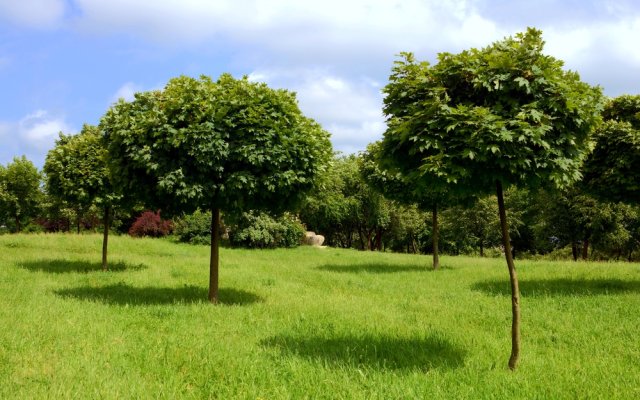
[228, 211, 304, 249]
[128, 211, 173, 238]
[173, 209, 212, 245]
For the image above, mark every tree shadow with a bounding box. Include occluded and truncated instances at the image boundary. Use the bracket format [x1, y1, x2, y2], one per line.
[261, 333, 465, 371]
[54, 284, 262, 306]
[472, 278, 640, 297]
[18, 259, 147, 274]
[316, 263, 441, 274]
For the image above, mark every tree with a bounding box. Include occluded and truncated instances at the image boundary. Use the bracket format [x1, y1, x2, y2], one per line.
[361, 142, 451, 269]
[101, 74, 332, 303]
[583, 95, 640, 204]
[380, 28, 603, 369]
[300, 154, 391, 250]
[0, 156, 42, 232]
[44, 125, 118, 270]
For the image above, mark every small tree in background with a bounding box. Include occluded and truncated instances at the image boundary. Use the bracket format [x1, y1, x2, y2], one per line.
[379, 28, 604, 369]
[102, 74, 332, 303]
[0, 156, 42, 232]
[44, 125, 119, 270]
[361, 141, 452, 269]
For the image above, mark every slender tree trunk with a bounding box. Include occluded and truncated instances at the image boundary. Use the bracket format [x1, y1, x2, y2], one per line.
[571, 241, 578, 261]
[375, 228, 383, 251]
[102, 206, 110, 271]
[209, 208, 221, 304]
[432, 204, 440, 270]
[358, 227, 366, 250]
[14, 215, 21, 233]
[496, 180, 521, 371]
[628, 249, 633, 262]
[581, 238, 589, 261]
[480, 243, 484, 257]
[366, 229, 375, 251]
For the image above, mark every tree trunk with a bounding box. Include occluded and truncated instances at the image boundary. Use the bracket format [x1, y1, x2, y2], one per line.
[496, 180, 521, 371]
[374, 228, 383, 251]
[366, 229, 375, 251]
[102, 206, 110, 271]
[357, 227, 366, 250]
[15, 215, 21, 233]
[432, 204, 440, 270]
[209, 208, 221, 304]
[480, 243, 484, 257]
[581, 238, 589, 261]
[571, 242, 578, 261]
[77, 211, 81, 234]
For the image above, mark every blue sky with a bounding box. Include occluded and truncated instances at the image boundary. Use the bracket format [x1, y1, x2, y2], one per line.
[2, 0, 640, 168]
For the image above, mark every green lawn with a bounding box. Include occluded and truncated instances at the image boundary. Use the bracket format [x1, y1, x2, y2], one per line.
[1, 233, 639, 399]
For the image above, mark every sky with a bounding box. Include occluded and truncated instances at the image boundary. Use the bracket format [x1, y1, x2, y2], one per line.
[1, 0, 640, 168]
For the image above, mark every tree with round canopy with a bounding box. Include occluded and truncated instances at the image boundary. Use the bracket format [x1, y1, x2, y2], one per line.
[44, 124, 119, 270]
[0, 156, 42, 232]
[101, 74, 332, 303]
[378, 28, 604, 369]
[360, 141, 453, 269]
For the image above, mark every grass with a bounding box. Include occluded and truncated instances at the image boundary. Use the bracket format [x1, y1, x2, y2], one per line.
[1, 233, 639, 399]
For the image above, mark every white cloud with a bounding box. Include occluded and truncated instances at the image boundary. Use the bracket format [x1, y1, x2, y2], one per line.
[543, 16, 640, 95]
[0, 0, 66, 28]
[250, 68, 386, 153]
[72, 0, 501, 59]
[110, 82, 143, 104]
[19, 110, 72, 151]
[0, 111, 73, 167]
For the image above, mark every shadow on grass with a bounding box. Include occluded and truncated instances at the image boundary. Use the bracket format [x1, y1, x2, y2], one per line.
[18, 259, 146, 274]
[54, 284, 262, 306]
[317, 263, 440, 274]
[261, 333, 464, 371]
[472, 278, 640, 297]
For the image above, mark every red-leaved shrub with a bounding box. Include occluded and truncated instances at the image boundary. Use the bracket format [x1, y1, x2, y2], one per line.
[128, 211, 173, 238]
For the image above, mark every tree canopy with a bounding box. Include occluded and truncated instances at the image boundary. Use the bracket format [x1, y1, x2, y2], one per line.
[380, 29, 603, 196]
[44, 125, 113, 206]
[44, 124, 118, 268]
[0, 156, 42, 232]
[379, 27, 604, 370]
[583, 95, 640, 204]
[101, 74, 332, 302]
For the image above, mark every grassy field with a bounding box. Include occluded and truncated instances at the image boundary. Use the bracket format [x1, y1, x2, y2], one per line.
[1, 233, 639, 399]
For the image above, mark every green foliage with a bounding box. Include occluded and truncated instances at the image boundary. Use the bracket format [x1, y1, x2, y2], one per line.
[101, 74, 333, 216]
[173, 209, 213, 245]
[44, 125, 114, 212]
[583, 118, 640, 204]
[602, 94, 640, 129]
[383, 203, 429, 253]
[228, 211, 304, 249]
[441, 191, 523, 256]
[380, 28, 604, 195]
[300, 154, 391, 250]
[0, 156, 43, 232]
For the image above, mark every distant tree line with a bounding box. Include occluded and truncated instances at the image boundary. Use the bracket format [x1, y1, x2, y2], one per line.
[2, 147, 639, 262]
